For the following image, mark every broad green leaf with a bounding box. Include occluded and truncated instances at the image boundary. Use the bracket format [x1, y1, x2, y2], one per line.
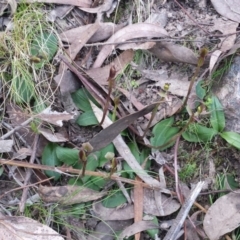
[76, 111, 98, 126]
[68, 177, 100, 191]
[56, 146, 79, 165]
[102, 191, 127, 208]
[146, 216, 159, 238]
[98, 143, 115, 167]
[220, 132, 240, 149]
[90, 176, 107, 189]
[42, 143, 61, 180]
[150, 117, 179, 150]
[124, 142, 150, 179]
[196, 80, 206, 100]
[30, 32, 58, 69]
[13, 76, 35, 103]
[209, 96, 225, 132]
[182, 124, 217, 143]
[71, 88, 98, 112]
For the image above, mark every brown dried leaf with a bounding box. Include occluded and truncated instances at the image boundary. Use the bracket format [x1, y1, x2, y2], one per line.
[0, 140, 13, 153]
[86, 50, 134, 85]
[148, 42, 198, 65]
[0, 216, 63, 240]
[88, 220, 133, 240]
[93, 23, 168, 68]
[89, 102, 159, 152]
[209, 18, 238, 52]
[38, 185, 106, 205]
[80, 0, 114, 14]
[211, 0, 240, 23]
[118, 221, 158, 240]
[92, 202, 134, 220]
[67, 23, 100, 59]
[140, 70, 190, 97]
[38, 107, 74, 127]
[39, 128, 68, 142]
[60, 22, 126, 44]
[143, 189, 180, 216]
[209, 50, 222, 74]
[24, 0, 91, 7]
[203, 189, 240, 240]
[117, 87, 152, 120]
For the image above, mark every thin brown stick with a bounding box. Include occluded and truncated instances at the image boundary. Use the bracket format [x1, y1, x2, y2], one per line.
[19, 135, 39, 212]
[0, 159, 167, 191]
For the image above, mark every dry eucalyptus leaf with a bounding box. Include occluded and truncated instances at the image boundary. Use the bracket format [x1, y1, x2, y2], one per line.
[119, 221, 158, 240]
[209, 18, 238, 52]
[209, 50, 222, 74]
[38, 107, 74, 127]
[38, 185, 107, 205]
[39, 128, 68, 142]
[211, 0, 240, 23]
[24, 0, 91, 7]
[148, 42, 198, 65]
[0, 216, 63, 240]
[143, 189, 180, 216]
[93, 23, 168, 68]
[0, 140, 13, 153]
[80, 0, 114, 14]
[93, 202, 134, 220]
[86, 50, 134, 85]
[141, 70, 190, 97]
[87, 220, 133, 240]
[60, 22, 125, 44]
[203, 189, 240, 240]
[118, 41, 156, 50]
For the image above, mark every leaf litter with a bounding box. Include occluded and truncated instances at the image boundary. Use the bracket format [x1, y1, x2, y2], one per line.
[1, 0, 240, 239]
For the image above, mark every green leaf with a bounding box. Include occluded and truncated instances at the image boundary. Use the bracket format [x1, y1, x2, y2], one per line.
[182, 124, 217, 143]
[146, 216, 159, 238]
[56, 146, 79, 165]
[42, 143, 61, 180]
[209, 96, 225, 132]
[220, 132, 240, 149]
[196, 80, 206, 100]
[123, 142, 150, 179]
[76, 111, 98, 126]
[90, 176, 107, 189]
[150, 117, 179, 150]
[71, 88, 98, 112]
[30, 32, 58, 69]
[13, 76, 35, 103]
[102, 191, 127, 208]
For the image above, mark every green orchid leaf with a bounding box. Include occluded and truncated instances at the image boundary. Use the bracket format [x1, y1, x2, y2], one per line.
[196, 80, 206, 100]
[146, 216, 159, 238]
[182, 123, 217, 143]
[102, 191, 127, 208]
[56, 146, 79, 165]
[76, 110, 98, 126]
[42, 143, 61, 180]
[209, 96, 225, 132]
[71, 88, 98, 112]
[150, 117, 179, 150]
[220, 132, 240, 149]
[31, 32, 58, 69]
